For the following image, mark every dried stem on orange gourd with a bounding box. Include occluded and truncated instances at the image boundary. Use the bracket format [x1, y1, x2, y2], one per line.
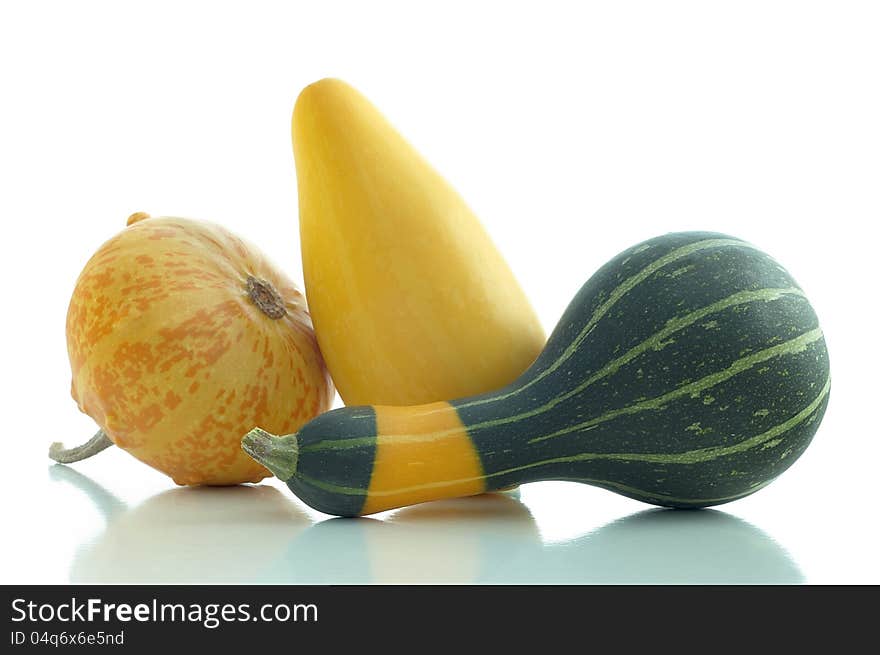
[245, 276, 288, 319]
[48, 430, 114, 464]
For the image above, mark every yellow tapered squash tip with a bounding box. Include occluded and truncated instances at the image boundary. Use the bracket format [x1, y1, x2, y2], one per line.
[292, 78, 372, 155]
[294, 77, 354, 115]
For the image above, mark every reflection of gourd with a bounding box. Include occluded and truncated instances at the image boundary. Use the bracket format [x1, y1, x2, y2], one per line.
[263, 494, 539, 584]
[522, 509, 803, 584]
[245, 232, 830, 516]
[371, 494, 540, 583]
[52, 466, 308, 583]
[264, 496, 801, 583]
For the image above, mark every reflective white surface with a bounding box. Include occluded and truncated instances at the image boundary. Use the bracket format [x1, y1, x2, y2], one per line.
[55, 464, 804, 584]
[1, 1, 879, 585]
[6, 459, 804, 584]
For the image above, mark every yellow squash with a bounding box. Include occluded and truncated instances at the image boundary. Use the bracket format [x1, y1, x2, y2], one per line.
[293, 79, 545, 405]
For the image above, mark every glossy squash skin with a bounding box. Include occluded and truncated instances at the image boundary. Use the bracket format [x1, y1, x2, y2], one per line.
[66, 213, 334, 485]
[292, 79, 545, 406]
[244, 232, 830, 514]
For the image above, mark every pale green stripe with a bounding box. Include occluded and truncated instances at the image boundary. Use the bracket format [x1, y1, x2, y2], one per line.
[297, 472, 770, 506]
[297, 474, 367, 497]
[298, 454, 780, 506]
[457, 237, 753, 411]
[301, 435, 376, 454]
[297, 472, 487, 499]
[301, 470, 770, 504]
[529, 326, 824, 444]
[468, 287, 804, 435]
[497, 371, 829, 476]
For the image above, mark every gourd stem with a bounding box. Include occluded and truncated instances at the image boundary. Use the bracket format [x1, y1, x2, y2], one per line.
[242, 428, 299, 482]
[246, 276, 287, 319]
[48, 430, 114, 464]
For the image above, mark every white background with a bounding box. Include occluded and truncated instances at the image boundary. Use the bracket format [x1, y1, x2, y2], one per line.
[0, 1, 877, 583]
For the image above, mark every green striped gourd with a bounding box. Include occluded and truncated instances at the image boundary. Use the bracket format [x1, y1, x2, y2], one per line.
[243, 232, 831, 516]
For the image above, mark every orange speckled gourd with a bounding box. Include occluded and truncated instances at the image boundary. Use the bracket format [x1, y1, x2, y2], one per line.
[61, 213, 334, 485]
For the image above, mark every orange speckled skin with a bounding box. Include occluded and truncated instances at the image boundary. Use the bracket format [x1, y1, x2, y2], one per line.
[66, 215, 334, 485]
